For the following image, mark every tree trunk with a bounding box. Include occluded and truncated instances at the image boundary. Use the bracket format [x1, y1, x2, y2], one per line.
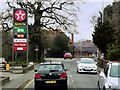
[34, 13, 40, 26]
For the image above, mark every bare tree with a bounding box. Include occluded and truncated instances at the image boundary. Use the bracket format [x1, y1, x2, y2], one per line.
[1, 0, 81, 32]
[1, 0, 83, 59]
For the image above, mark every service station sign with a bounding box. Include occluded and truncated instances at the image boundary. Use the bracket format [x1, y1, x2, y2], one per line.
[13, 8, 28, 26]
[13, 8, 28, 51]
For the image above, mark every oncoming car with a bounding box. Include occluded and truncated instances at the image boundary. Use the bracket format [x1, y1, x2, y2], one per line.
[98, 62, 120, 90]
[34, 61, 68, 90]
[76, 58, 97, 74]
[64, 52, 72, 59]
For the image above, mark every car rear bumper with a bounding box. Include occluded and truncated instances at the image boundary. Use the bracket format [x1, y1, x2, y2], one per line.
[35, 78, 67, 87]
[64, 57, 72, 58]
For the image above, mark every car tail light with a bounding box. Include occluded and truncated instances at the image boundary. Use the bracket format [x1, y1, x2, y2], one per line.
[35, 74, 41, 79]
[60, 73, 67, 78]
[2, 62, 5, 64]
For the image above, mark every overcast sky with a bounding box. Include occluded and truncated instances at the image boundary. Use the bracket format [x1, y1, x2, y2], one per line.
[72, 0, 114, 42]
[0, 0, 114, 42]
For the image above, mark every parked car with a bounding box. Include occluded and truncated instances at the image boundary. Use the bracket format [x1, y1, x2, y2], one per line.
[0, 58, 7, 70]
[98, 61, 120, 90]
[34, 61, 68, 90]
[76, 58, 97, 74]
[64, 52, 72, 59]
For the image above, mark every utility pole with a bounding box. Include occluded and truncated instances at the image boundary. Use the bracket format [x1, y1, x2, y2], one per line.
[71, 33, 74, 58]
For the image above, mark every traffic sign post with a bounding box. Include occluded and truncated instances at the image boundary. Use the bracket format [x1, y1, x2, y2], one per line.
[12, 8, 28, 69]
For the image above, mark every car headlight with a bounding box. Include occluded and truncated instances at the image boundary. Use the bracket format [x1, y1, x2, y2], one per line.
[79, 65, 83, 68]
[108, 83, 119, 89]
[93, 65, 97, 68]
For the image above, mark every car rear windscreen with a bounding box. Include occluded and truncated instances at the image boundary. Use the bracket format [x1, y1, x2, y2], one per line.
[38, 64, 63, 72]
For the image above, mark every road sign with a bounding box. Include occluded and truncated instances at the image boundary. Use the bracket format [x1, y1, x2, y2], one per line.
[14, 43, 27, 47]
[14, 47, 27, 51]
[14, 39, 27, 42]
[35, 48, 39, 51]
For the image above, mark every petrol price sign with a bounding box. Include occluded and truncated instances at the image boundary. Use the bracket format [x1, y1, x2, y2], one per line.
[14, 26, 27, 33]
[14, 33, 27, 38]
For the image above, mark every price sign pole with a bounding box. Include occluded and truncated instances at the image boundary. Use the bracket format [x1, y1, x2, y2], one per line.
[13, 8, 28, 69]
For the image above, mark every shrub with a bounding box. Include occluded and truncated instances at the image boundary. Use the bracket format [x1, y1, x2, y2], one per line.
[107, 49, 120, 61]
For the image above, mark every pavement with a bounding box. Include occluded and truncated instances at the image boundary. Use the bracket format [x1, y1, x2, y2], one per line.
[1, 64, 39, 89]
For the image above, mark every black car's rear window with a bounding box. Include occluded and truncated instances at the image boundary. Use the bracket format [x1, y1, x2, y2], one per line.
[39, 64, 63, 72]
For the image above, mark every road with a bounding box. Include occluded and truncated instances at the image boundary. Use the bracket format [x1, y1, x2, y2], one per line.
[22, 58, 99, 90]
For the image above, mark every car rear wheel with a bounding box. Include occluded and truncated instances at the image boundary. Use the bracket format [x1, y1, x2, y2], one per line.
[97, 81, 100, 90]
[34, 84, 38, 90]
[62, 85, 68, 90]
[61, 84, 68, 90]
[103, 86, 106, 90]
[35, 82, 42, 90]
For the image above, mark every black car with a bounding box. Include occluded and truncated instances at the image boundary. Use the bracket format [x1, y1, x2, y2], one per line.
[34, 61, 68, 90]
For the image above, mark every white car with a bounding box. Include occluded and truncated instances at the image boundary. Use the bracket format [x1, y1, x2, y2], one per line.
[0, 58, 7, 69]
[98, 62, 120, 90]
[76, 58, 97, 74]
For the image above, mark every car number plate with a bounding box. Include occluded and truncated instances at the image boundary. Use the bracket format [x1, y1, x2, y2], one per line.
[84, 67, 91, 70]
[45, 81, 56, 83]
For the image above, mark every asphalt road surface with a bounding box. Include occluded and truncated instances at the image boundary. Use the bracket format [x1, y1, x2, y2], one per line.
[23, 58, 99, 90]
